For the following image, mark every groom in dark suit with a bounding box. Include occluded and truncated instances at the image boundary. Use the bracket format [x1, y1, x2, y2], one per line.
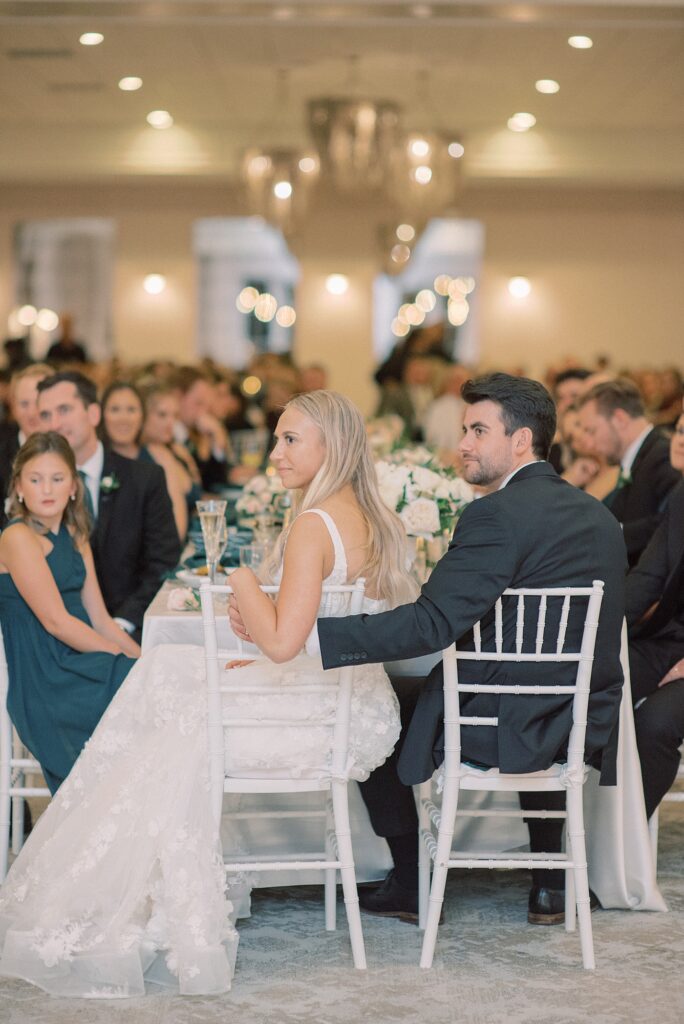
[36, 372, 180, 641]
[318, 374, 627, 925]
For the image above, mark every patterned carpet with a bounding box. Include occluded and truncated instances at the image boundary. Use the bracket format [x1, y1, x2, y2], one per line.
[2, 805, 683, 1024]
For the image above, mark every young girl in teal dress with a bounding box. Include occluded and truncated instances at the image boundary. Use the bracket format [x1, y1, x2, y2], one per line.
[0, 431, 139, 793]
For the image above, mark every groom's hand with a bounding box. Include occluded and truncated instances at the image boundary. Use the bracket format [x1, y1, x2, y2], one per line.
[228, 594, 252, 642]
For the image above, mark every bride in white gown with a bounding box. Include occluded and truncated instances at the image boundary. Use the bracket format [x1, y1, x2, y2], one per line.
[0, 390, 417, 998]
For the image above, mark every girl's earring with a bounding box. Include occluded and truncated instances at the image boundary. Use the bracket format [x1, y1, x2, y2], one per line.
[70, 493, 76, 502]
[17, 495, 24, 504]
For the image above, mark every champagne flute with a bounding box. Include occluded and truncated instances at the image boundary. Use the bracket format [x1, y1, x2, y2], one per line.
[196, 499, 227, 583]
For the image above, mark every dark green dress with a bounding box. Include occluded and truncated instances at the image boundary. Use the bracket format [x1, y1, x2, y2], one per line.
[0, 521, 134, 794]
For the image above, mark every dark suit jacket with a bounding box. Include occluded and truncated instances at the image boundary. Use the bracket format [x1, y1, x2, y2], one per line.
[90, 449, 181, 631]
[609, 429, 680, 566]
[319, 462, 627, 786]
[626, 479, 684, 644]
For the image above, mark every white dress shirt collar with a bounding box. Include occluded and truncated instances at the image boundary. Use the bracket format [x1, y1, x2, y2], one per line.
[621, 425, 653, 477]
[498, 459, 543, 491]
[77, 441, 105, 517]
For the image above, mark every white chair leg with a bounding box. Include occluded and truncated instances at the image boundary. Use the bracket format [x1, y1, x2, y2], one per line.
[566, 786, 595, 970]
[331, 780, 366, 970]
[648, 806, 659, 874]
[0, 760, 9, 882]
[324, 795, 337, 931]
[418, 780, 431, 931]
[420, 783, 458, 969]
[565, 858, 576, 933]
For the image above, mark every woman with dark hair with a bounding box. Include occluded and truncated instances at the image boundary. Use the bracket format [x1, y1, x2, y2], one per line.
[101, 380, 189, 541]
[0, 432, 139, 794]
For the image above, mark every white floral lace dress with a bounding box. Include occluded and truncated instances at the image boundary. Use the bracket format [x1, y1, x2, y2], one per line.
[0, 508, 400, 998]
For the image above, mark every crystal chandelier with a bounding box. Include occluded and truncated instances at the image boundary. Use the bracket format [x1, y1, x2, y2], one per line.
[242, 147, 319, 238]
[307, 98, 401, 192]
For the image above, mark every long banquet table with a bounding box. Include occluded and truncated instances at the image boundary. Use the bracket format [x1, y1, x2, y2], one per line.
[143, 583, 665, 912]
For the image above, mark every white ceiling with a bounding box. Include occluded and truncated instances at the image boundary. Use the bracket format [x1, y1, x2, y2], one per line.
[0, 1, 683, 187]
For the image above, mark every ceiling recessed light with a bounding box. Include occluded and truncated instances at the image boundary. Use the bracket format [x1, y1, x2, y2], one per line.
[535, 79, 560, 95]
[272, 5, 295, 18]
[118, 76, 143, 92]
[79, 32, 103, 46]
[146, 110, 173, 129]
[411, 4, 432, 17]
[448, 141, 465, 159]
[507, 112, 537, 132]
[273, 180, 293, 199]
[568, 35, 593, 49]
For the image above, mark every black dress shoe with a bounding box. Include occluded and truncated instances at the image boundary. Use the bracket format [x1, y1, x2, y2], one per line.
[528, 885, 600, 925]
[359, 870, 419, 924]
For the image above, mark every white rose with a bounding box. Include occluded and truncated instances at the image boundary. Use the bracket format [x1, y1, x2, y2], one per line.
[250, 475, 272, 496]
[400, 497, 441, 536]
[167, 587, 199, 611]
[411, 465, 442, 494]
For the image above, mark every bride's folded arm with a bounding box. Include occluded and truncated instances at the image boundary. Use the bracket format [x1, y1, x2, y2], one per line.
[228, 513, 331, 663]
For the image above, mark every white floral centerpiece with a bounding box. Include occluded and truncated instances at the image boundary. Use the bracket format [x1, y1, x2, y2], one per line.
[235, 470, 291, 524]
[375, 448, 474, 540]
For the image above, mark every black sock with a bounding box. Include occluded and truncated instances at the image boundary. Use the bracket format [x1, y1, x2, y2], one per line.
[387, 832, 419, 890]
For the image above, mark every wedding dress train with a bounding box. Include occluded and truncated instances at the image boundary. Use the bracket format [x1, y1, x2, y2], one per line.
[0, 509, 401, 997]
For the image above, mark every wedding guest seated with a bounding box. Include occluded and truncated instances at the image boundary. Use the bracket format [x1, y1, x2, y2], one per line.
[548, 367, 592, 473]
[139, 378, 205, 511]
[557, 404, 619, 499]
[45, 312, 88, 365]
[578, 378, 680, 566]
[36, 371, 180, 642]
[0, 431, 139, 792]
[314, 373, 626, 926]
[627, 411, 684, 819]
[0, 390, 416, 998]
[174, 366, 237, 490]
[299, 362, 329, 393]
[0, 363, 52, 518]
[375, 356, 438, 442]
[100, 380, 188, 542]
[423, 363, 470, 460]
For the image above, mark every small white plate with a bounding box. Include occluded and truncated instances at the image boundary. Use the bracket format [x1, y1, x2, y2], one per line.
[176, 567, 235, 588]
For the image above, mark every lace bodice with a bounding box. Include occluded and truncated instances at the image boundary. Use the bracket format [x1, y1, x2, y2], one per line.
[274, 508, 387, 656]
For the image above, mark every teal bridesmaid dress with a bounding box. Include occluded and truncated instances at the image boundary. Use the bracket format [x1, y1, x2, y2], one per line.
[0, 521, 134, 794]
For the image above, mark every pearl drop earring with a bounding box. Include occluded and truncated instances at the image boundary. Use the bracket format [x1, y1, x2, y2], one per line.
[18, 495, 24, 504]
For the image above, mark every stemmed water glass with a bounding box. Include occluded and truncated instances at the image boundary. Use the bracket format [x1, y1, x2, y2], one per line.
[196, 499, 227, 583]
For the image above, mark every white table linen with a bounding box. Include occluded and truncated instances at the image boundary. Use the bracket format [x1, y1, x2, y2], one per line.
[143, 584, 665, 910]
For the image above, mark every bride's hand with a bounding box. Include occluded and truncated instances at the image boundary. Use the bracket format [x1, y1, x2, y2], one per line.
[224, 658, 256, 669]
[228, 593, 252, 642]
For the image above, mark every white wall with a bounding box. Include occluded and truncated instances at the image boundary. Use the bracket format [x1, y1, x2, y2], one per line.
[0, 181, 682, 414]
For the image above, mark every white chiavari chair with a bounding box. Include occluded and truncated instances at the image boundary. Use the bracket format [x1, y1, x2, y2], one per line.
[199, 578, 367, 969]
[0, 624, 51, 881]
[418, 581, 605, 971]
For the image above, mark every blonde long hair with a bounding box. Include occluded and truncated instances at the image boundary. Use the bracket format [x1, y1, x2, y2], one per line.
[269, 390, 417, 608]
[7, 431, 90, 544]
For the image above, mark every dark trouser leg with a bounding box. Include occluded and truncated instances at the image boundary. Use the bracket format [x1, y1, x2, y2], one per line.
[634, 679, 684, 820]
[358, 676, 423, 887]
[520, 791, 566, 889]
[629, 636, 678, 705]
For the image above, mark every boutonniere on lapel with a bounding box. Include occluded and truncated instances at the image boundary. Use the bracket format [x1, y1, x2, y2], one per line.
[100, 472, 121, 496]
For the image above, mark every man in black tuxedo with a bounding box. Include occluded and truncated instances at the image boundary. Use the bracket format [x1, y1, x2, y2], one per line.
[627, 417, 684, 819]
[36, 371, 180, 641]
[577, 378, 679, 566]
[317, 374, 626, 925]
